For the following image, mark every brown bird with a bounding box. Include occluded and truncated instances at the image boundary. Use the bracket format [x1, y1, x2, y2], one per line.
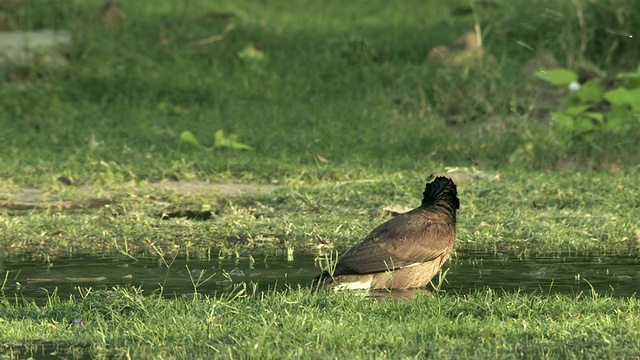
[313, 176, 459, 290]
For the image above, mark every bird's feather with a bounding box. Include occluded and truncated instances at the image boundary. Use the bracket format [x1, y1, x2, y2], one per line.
[333, 208, 454, 275]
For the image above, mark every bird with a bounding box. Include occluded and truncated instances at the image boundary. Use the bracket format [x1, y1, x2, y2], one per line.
[313, 176, 459, 290]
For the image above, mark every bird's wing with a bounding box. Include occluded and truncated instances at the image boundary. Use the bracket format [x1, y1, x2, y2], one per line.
[335, 211, 454, 275]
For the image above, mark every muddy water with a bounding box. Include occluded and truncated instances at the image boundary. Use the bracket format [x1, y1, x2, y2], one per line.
[1, 253, 638, 303]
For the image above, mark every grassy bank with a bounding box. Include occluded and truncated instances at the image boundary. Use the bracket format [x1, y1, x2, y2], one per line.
[2, 170, 640, 258]
[1, 287, 639, 359]
[1, 0, 639, 257]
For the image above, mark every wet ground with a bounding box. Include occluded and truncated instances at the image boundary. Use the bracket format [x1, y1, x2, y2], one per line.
[1, 252, 638, 302]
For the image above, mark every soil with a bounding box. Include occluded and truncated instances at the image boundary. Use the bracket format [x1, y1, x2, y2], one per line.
[0, 182, 280, 211]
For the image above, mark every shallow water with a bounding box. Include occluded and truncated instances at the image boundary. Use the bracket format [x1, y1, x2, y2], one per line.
[1, 253, 638, 303]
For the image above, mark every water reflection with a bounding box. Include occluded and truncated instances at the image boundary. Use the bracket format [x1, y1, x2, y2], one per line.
[1, 253, 638, 303]
[445, 253, 640, 297]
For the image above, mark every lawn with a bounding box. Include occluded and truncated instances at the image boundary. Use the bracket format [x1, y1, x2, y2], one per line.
[1, 287, 639, 359]
[1, 0, 639, 358]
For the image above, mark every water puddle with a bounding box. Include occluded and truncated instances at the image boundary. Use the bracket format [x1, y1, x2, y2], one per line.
[0, 341, 94, 360]
[1, 253, 639, 303]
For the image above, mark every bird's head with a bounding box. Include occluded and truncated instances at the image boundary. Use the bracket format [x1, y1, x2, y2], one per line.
[421, 176, 460, 212]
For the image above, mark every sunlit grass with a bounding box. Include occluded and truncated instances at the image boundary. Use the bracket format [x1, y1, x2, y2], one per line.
[1, 286, 639, 359]
[1, 170, 639, 258]
[1, 0, 639, 187]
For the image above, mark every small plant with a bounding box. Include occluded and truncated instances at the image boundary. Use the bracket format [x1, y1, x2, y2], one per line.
[180, 129, 254, 151]
[185, 264, 216, 297]
[314, 251, 340, 290]
[534, 66, 640, 143]
[428, 267, 450, 294]
[1, 271, 9, 292]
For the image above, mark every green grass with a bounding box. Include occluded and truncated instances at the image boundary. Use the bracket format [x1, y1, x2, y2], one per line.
[1, 170, 640, 258]
[1, 0, 639, 186]
[1, 287, 639, 359]
[1, 1, 640, 358]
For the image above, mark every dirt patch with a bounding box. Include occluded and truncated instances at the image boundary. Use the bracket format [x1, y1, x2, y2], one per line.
[147, 182, 279, 197]
[0, 182, 280, 211]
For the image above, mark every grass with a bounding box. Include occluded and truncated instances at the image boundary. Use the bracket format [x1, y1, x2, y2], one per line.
[1, 0, 640, 358]
[1, 170, 640, 259]
[1, 287, 639, 359]
[1, 0, 639, 187]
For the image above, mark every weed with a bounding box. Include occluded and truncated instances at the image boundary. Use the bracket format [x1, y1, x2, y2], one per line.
[180, 130, 254, 151]
[535, 66, 640, 146]
[185, 264, 216, 296]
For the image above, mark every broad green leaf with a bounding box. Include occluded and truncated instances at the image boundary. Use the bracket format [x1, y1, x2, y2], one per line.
[534, 69, 578, 86]
[582, 111, 604, 125]
[230, 142, 254, 150]
[617, 65, 640, 89]
[551, 112, 574, 130]
[574, 115, 597, 134]
[238, 43, 266, 62]
[213, 130, 222, 142]
[180, 131, 203, 148]
[576, 78, 602, 103]
[604, 87, 640, 105]
[616, 65, 640, 80]
[214, 130, 254, 150]
[562, 105, 591, 116]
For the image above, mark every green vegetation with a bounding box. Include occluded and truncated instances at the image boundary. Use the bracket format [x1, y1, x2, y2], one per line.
[180, 129, 255, 151]
[1, 0, 640, 358]
[1, 287, 639, 359]
[535, 66, 640, 149]
[2, 170, 640, 259]
[0, 0, 638, 258]
[1, 0, 639, 187]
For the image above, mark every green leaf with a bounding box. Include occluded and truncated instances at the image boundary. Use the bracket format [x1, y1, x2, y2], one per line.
[604, 87, 640, 105]
[551, 112, 574, 131]
[214, 130, 254, 150]
[238, 43, 266, 62]
[562, 105, 591, 117]
[573, 115, 597, 134]
[582, 111, 604, 125]
[180, 131, 203, 148]
[575, 78, 602, 103]
[616, 65, 640, 81]
[617, 67, 640, 90]
[534, 69, 578, 86]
